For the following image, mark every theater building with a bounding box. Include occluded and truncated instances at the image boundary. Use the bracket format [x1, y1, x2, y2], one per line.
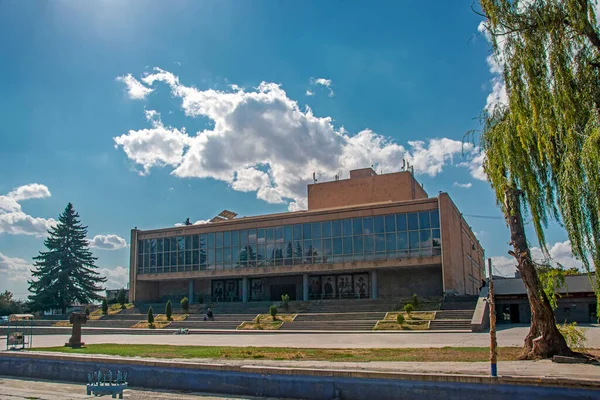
[128, 168, 485, 304]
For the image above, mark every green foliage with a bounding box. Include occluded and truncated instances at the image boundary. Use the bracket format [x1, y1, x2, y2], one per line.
[404, 303, 414, 317]
[478, 0, 600, 311]
[412, 294, 419, 310]
[537, 265, 567, 309]
[117, 289, 126, 309]
[557, 322, 587, 350]
[27, 203, 107, 313]
[281, 294, 290, 311]
[147, 306, 154, 324]
[396, 314, 405, 324]
[269, 305, 278, 320]
[180, 297, 189, 312]
[85, 307, 90, 317]
[166, 300, 172, 321]
[0, 290, 25, 316]
[101, 298, 108, 315]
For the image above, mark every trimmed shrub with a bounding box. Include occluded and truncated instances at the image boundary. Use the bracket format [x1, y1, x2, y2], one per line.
[396, 314, 405, 324]
[180, 297, 189, 312]
[412, 294, 419, 309]
[281, 294, 290, 311]
[147, 306, 154, 325]
[118, 289, 126, 309]
[166, 300, 172, 321]
[85, 307, 90, 317]
[270, 305, 278, 321]
[404, 303, 414, 318]
[101, 298, 108, 315]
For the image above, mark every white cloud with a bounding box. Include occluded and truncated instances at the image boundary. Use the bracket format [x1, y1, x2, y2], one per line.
[88, 234, 128, 250]
[311, 77, 334, 97]
[98, 266, 129, 290]
[478, 21, 508, 113]
[459, 150, 487, 181]
[490, 240, 585, 277]
[0, 184, 56, 237]
[453, 182, 472, 188]
[0, 252, 32, 283]
[115, 68, 484, 211]
[305, 90, 314, 96]
[116, 74, 153, 100]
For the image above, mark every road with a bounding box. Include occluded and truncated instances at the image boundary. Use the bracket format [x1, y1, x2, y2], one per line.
[24, 325, 600, 349]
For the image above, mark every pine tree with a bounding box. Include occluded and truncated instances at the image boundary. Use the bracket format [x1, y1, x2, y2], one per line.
[102, 298, 108, 315]
[118, 289, 126, 309]
[166, 300, 172, 321]
[28, 203, 107, 314]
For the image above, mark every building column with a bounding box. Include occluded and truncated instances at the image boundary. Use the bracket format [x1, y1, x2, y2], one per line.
[242, 277, 248, 303]
[371, 270, 378, 299]
[188, 280, 194, 304]
[303, 274, 309, 301]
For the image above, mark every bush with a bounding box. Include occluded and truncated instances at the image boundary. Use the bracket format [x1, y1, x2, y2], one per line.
[558, 322, 587, 350]
[396, 314, 405, 324]
[404, 303, 414, 318]
[85, 307, 90, 317]
[180, 297, 189, 312]
[269, 305, 278, 321]
[412, 294, 419, 310]
[101, 298, 108, 315]
[281, 294, 290, 311]
[118, 289, 126, 309]
[166, 300, 172, 321]
[147, 306, 154, 325]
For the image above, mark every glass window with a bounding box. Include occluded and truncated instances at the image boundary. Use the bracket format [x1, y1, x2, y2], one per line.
[144, 239, 151, 254]
[386, 233, 396, 252]
[274, 243, 283, 260]
[362, 217, 372, 235]
[374, 216, 385, 234]
[407, 213, 419, 230]
[150, 253, 156, 268]
[223, 248, 232, 268]
[193, 250, 199, 265]
[157, 253, 163, 267]
[170, 252, 177, 266]
[302, 223, 312, 240]
[321, 221, 332, 238]
[385, 215, 396, 232]
[397, 232, 408, 250]
[185, 250, 192, 265]
[431, 209, 440, 229]
[257, 228, 265, 244]
[257, 245, 265, 266]
[248, 229, 257, 244]
[284, 225, 293, 241]
[332, 220, 342, 237]
[192, 235, 199, 249]
[353, 236, 363, 255]
[232, 247, 240, 266]
[163, 238, 171, 252]
[207, 248, 215, 269]
[419, 211, 431, 229]
[420, 230, 432, 248]
[323, 238, 332, 256]
[396, 214, 407, 231]
[342, 219, 352, 236]
[375, 233, 385, 252]
[266, 227, 274, 243]
[138, 240, 144, 253]
[303, 240, 313, 264]
[354, 218, 364, 235]
[293, 224, 302, 240]
[157, 238, 163, 253]
[207, 233, 215, 248]
[312, 239, 322, 262]
[138, 254, 144, 269]
[409, 231, 420, 249]
[364, 235, 374, 253]
[311, 222, 321, 239]
[215, 232, 223, 247]
[231, 230, 239, 246]
[343, 237, 353, 255]
[143, 253, 150, 270]
[164, 252, 171, 267]
[175, 237, 183, 251]
[240, 230, 249, 245]
[237, 246, 247, 267]
[223, 231, 231, 247]
[293, 241, 303, 260]
[285, 240, 293, 258]
[182, 236, 190, 250]
[178, 250, 184, 266]
[432, 229, 441, 247]
[150, 239, 157, 253]
[275, 226, 283, 242]
[247, 244, 256, 263]
[333, 238, 343, 255]
[266, 243, 275, 264]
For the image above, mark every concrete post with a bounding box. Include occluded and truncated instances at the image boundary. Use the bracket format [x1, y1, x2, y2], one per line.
[188, 280, 194, 304]
[303, 274, 309, 301]
[242, 277, 248, 303]
[371, 270, 378, 299]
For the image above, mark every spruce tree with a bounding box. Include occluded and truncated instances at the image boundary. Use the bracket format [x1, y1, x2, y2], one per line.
[28, 203, 107, 313]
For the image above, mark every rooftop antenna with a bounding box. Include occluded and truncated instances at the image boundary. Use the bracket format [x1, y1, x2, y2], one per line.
[402, 159, 406, 171]
[335, 174, 339, 181]
[312, 172, 317, 184]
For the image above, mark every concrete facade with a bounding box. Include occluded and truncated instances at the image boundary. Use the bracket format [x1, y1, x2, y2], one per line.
[128, 168, 485, 304]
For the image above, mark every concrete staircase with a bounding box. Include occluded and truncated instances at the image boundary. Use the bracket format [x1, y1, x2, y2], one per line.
[430, 296, 478, 331]
[434, 310, 475, 320]
[429, 319, 473, 331]
[307, 299, 399, 313]
[279, 320, 377, 331]
[171, 314, 256, 330]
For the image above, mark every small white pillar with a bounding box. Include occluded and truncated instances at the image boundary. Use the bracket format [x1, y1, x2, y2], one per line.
[371, 270, 378, 299]
[242, 277, 248, 303]
[303, 274, 309, 301]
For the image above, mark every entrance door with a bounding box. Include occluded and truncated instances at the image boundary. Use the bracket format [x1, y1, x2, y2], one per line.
[270, 284, 296, 301]
[509, 304, 520, 323]
[590, 304, 598, 323]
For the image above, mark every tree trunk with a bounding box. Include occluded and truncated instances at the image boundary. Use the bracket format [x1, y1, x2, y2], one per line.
[504, 186, 572, 359]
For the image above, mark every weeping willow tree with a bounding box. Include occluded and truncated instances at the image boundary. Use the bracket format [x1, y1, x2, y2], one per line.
[478, 0, 600, 358]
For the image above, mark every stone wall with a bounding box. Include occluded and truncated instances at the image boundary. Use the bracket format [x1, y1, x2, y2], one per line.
[377, 266, 443, 298]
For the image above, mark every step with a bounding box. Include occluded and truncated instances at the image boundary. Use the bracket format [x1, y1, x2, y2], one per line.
[279, 321, 376, 331]
[294, 312, 385, 321]
[170, 321, 242, 330]
[435, 310, 474, 320]
[429, 319, 472, 331]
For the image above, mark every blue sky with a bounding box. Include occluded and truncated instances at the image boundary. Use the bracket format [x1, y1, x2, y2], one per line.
[0, 1, 579, 299]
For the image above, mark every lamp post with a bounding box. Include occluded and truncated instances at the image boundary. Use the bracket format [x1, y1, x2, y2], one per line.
[488, 258, 498, 377]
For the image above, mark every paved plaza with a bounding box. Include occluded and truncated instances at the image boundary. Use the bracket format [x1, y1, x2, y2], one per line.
[22, 325, 600, 349]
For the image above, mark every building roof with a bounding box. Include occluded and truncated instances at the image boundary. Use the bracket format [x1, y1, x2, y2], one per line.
[494, 274, 596, 295]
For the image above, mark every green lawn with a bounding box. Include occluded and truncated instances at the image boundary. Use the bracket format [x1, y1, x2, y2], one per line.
[29, 344, 545, 362]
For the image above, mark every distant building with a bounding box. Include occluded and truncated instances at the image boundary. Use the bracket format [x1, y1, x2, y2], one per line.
[494, 274, 598, 324]
[128, 168, 485, 304]
[106, 289, 129, 302]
